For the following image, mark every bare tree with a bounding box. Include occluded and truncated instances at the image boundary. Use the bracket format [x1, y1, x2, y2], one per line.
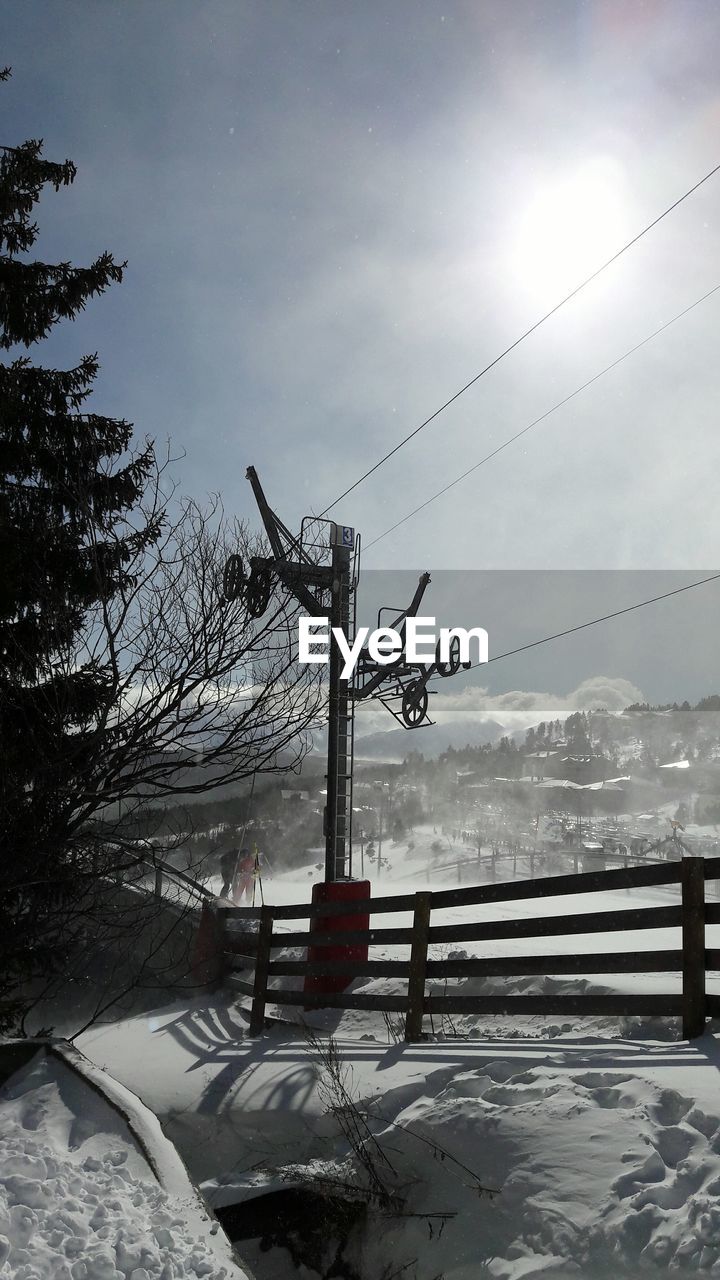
[0, 96, 324, 1031]
[71, 464, 322, 832]
[4, 454, 326, 1031]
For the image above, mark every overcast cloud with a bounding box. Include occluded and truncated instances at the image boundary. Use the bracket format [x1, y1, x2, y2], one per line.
[352, 674, 646, 740]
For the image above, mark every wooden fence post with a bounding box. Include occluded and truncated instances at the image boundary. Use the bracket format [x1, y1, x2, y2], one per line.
[216, 908, 233, 983]
[190, 902, 225, 987]
[404, 891, 432, 1042]
[249, 905, 274, 1036]
[681, 857, 706, 1040]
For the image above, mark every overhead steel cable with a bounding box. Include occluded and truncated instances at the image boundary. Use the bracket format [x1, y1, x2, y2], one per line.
[429, 572, 720, 681]
[364, 281, 720, 551]
[318, 159, 720, 518]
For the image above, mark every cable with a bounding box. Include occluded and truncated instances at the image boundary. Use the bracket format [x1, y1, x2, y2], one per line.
[431, 572, 720, 680]
[365, 282, 720, 551]
[319, 159, 720, 517]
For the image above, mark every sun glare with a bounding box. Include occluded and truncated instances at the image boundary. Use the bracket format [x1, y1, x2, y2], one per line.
[509, 157, 628, 304]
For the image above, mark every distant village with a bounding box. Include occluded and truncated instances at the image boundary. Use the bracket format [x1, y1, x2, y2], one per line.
[150, 698, 720, 881]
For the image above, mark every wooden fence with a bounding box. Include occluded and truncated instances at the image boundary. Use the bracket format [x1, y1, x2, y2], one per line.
[215, 856, 720, 1042]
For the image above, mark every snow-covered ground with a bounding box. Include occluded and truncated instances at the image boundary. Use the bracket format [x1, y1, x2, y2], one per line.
[229, 829, 720, 1014]
[79, 993, 720, 1279]
[75, 838, 720, 1280]
[0, 1046, 249, 1280]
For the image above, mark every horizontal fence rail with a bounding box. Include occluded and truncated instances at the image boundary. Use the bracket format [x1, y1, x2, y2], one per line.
[211, 857, 720, 1041]
[221, 857, 712, 921]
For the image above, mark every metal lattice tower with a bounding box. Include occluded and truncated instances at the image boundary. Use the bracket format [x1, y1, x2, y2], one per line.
[224, 467, 470, 882]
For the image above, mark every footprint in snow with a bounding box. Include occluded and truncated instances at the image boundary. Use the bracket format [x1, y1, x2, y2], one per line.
[568, 1071, 641, 1110]
[685, 1105, 719, 1139]
[652, 1124, 697, 1168]
[441, 1060, 527, 1100]
[571, 1072, 633, 1089]
[648, 1087, 694, 1126]
[483, 1070, 560, 1107]
[480, 1060, 524, 1083]
[612, 1150, 667, 1198]
[442, 1073, 494, 1100]
[18, 1100, 47, 1132]
[633, 1161, 708, 1212]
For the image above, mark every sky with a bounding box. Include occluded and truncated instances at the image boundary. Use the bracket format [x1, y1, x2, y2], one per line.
[3, 0, 720, 711]
[353, 568, 720, 737]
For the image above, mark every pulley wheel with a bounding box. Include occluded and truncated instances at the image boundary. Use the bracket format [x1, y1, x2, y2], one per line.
[402, 678, 429, 727]
[435, 633, 461, 677]
[223, 554, 247, 602]
[246, 567, 272, 618]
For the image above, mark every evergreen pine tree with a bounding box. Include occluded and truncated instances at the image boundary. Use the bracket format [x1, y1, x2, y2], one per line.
[0, 91, 161, 1028]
